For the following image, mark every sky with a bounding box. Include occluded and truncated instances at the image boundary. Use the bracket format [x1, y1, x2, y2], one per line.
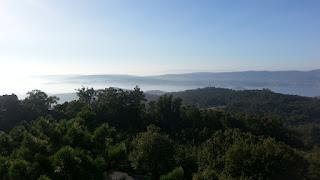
[0, 0, 320, 78]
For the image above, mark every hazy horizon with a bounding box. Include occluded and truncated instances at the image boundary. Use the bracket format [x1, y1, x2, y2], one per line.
[1, 0, 320, 96]
[1, 69, 319, 98]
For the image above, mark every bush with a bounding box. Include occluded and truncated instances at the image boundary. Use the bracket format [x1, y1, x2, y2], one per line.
[160, 167, 184, 180]
[37, 175, 51, 180]
[8, 159, 30, 180]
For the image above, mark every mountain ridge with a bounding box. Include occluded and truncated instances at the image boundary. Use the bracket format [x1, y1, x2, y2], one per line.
[36, 69, 320, 97]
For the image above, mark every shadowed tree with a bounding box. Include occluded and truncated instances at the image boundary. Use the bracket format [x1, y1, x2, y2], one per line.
[76, 87, 96, 104]
[22, 90, 59, 120]
[0, 94, 23, 131]
[129, 125, 174, 179]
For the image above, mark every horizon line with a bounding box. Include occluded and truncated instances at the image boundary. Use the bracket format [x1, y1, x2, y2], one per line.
[31, 68, 320, 77]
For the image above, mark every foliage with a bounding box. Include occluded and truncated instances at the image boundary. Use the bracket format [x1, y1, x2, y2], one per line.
[8, 159, 30, 180]
[223, 138, 306, 179]
[171, 87, 320, 124]
[160, 166, 184, 180]
[0, 87, 319, 179]
[129, 125, 174, 178]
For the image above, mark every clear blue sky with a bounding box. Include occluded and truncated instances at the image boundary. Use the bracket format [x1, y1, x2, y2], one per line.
[0, 0, 319, 76]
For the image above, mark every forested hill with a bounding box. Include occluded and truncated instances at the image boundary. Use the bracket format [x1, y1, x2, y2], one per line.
[1, 87, 320, 179]
[53, 87, 320, 124]
[170, 87, 320, 124]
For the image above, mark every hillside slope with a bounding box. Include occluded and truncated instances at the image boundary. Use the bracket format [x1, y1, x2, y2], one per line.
[170, 87, 320, 124]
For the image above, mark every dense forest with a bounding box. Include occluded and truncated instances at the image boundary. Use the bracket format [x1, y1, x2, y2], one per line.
[0, 87, 320, 180]
[171, 87, 320, 124]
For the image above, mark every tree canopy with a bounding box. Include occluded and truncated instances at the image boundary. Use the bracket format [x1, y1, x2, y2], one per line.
[0, 87, 319, 179]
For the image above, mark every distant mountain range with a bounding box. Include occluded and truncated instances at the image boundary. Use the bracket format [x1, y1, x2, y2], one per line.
[46, 69, 320, 100]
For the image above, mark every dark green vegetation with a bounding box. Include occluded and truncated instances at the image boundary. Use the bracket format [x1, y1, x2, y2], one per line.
[171, 87, 320, 124]
[0, 87, 320, 179]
